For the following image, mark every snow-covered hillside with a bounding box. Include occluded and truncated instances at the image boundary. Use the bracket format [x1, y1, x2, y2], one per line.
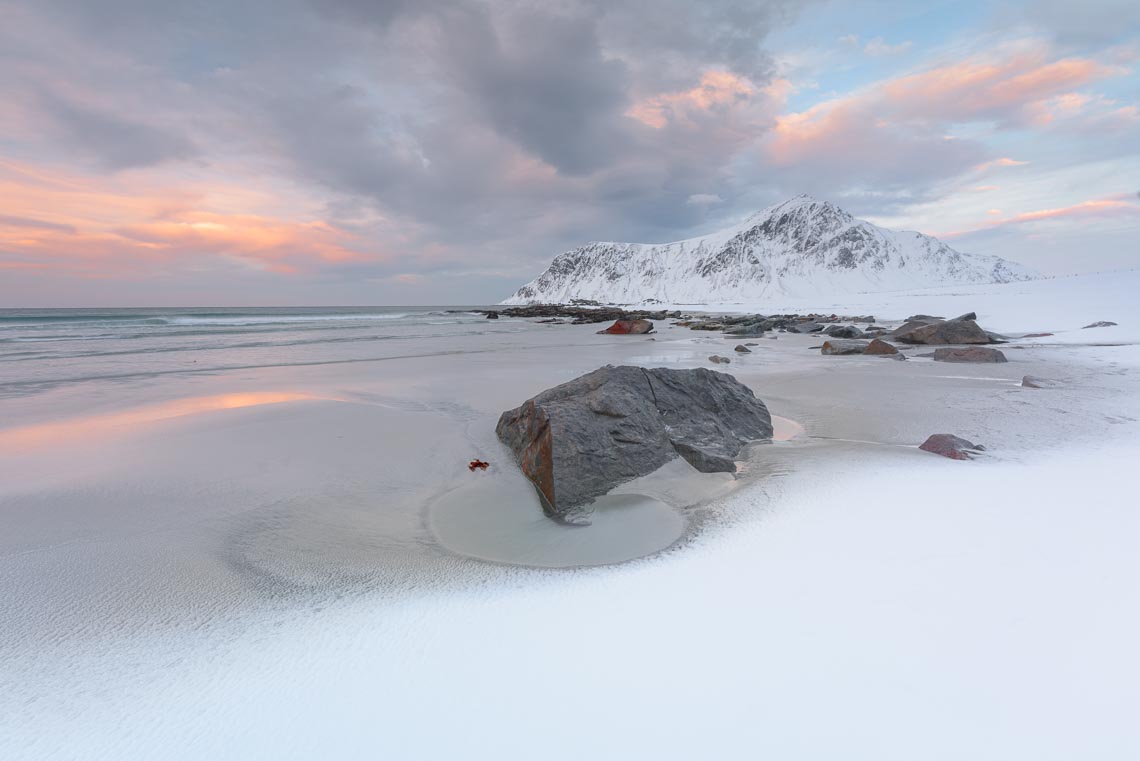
[504, 195, 1036, 304]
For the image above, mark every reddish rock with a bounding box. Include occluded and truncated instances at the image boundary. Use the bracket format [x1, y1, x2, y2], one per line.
[895, 319, 993, 345]
[933, 347, 1007, 363]
[468, 459, 490, 471]
[598, 319, 654, 335]
[919, 434, 984, 460]
[863, 338, 899, 355]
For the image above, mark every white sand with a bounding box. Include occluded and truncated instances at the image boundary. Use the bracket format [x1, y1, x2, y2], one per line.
[2, 271, 1139, 759]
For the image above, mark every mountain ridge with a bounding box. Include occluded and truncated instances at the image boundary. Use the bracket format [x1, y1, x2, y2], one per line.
[503, 195, 1036, 305]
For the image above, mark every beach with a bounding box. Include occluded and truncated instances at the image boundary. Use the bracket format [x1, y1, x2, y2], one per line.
[3, 271, 1140, 759]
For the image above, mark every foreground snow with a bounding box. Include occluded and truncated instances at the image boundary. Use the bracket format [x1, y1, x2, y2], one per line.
[2, 270, 1138, 760]
[7, 440, 1138, 760]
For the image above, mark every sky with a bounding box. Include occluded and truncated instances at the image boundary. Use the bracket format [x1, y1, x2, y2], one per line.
[0, 0, 1137, 306]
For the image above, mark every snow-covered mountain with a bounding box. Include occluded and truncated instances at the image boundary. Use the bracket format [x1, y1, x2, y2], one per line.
[503, 195, 1036, 305]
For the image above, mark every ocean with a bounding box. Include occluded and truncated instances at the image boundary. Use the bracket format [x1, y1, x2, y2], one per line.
[0, 306, 506, 403]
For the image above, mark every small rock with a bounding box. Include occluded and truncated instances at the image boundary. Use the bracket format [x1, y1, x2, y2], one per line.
[485, 311, 500, 320]
[1021, 332, 1053, 338]
[598, 319, 654, 335]
[745, 342, 760, 346]
[863, 338, 900, 355]
[734, 345, 752, 353]
[708, 355, 732, 364]
[1082, 321, 1118, 329]
[468, 459, 490, 471]
[1021, 375, 1059, 389]
[919, 434, 985, 460]
[821, 339, 870, 355]
[824, 325, 863, 339]
[932, 347, 1008, 363]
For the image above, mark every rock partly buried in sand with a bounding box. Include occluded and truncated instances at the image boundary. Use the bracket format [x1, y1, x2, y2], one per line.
[1082, 321, 1118, 329]
[894, 317, 993, 345]
[863, 338, 900, 355]
[919, 434, 985, 460]
[709, 355, 732, 364]
[1021, 375, 1060, 389]
[734, 344, 752, 353]
[598, 319, 654, 335]
[495, 365, 773, 524]
[932, 347, 1008, 363]
[821, 339, 870, 355]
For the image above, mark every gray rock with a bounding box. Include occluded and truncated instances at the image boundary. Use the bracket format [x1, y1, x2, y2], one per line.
[496, 366, 773, 523]
[932, 347, 1008, 363]
[949, 312, 977, 322]
[821, 339, 870, 355]
[485, 311, 500, 319]
[1082, 321, 1118, 329]
[787, 322, 824, 334]
[734, 345, 752, 353]
[823, 325, 862, 338]
[709, 355, 732, 364]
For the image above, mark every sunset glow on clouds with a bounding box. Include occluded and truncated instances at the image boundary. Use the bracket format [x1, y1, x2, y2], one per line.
[0, 0, 1137, 304]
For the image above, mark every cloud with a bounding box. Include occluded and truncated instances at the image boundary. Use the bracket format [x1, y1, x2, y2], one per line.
[686, 193, 723, 205]
[941, 196, 1140, 238]
[752, 42, 1131, 211]
[0, 215, 76, 234]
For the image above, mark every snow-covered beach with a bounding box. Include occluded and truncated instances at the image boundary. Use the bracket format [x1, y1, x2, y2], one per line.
[2, 271, 1139, 760]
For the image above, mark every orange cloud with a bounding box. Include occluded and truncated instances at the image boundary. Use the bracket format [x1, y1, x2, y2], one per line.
[628, 71, 760, 128]
[940, 197, 1140, 237]
[0, 158, 376, 278]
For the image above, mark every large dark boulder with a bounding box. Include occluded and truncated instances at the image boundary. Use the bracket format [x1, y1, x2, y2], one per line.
[932, 347, 1008, 363]
[496, 366, 773, 524]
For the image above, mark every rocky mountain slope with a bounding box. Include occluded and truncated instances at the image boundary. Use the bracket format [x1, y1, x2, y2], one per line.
[503, 195, 1036, 305]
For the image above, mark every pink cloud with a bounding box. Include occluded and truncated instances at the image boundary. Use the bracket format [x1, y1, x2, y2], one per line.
[0, 158, 382, 278]
[762, 44, 1129, 183]
[940, 197, 1140, 237]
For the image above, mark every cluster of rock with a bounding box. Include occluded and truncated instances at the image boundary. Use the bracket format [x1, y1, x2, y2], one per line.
[496, 365, 773, 524]
[477, 305, 681, 324]
[676, 313, 878, 339]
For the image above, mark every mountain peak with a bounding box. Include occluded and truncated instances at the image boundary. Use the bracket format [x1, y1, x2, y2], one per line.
[503, 197, 1036, 305]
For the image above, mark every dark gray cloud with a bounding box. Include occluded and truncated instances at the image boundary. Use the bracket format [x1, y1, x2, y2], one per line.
[36, 92, 197, 171]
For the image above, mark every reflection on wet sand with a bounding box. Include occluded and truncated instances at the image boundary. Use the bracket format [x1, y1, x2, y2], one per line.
[0, 391, 322, 451]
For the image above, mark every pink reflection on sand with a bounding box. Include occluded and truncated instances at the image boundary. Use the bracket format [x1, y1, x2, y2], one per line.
[0, 392, 322, 451]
